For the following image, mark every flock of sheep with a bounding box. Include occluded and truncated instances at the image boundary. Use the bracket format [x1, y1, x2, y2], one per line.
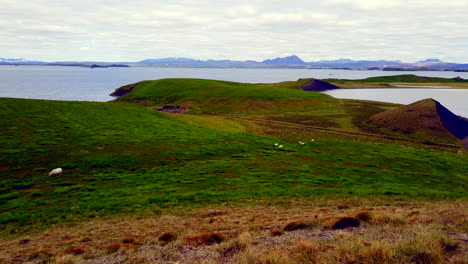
[275, 139, 315, 148]
[48, 140, 316, 177]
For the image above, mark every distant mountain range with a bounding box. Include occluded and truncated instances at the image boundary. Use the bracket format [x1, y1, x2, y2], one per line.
[1, 55, 468, 71]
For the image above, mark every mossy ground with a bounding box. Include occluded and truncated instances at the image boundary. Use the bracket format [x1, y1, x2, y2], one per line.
[1, 96, 466, 237]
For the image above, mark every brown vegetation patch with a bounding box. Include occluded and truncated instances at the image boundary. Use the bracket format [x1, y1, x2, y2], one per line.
[105, 243, 122, 254]
[64, 246, 86, 255]
[332, 217, 360, 229]
[356, 211, 373, 222]
[283, 221, 311, 231]
[28, 249, 53, 262]
[270, 229, 285, 236]
[0, 200, 466, 263]
[184, 232, 225, 246]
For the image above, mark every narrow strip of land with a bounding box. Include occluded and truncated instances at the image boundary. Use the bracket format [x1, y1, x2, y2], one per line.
[230, 116, 460, 148]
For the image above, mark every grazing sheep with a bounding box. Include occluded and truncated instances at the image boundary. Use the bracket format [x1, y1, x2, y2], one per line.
[278, 145, 283, 148]
[275, 143, 278, 146]
[48, 168, 63, 177]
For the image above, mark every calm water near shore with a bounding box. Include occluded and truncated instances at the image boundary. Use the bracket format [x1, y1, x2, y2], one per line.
[1, 65, 467, 117]
[323, 88, 468, 118]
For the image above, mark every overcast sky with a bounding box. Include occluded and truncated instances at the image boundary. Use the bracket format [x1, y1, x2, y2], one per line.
[1, 0, 468, 62]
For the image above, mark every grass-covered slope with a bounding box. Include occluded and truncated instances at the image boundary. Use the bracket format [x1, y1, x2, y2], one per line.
[112, 78, 464, 149]
[113, 78, 334, 115]
[114, 78, 328, 100]
[0, 98, 467, 235]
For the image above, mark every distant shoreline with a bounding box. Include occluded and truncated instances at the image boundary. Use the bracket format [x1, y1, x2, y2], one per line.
[2, 63, 468, 72]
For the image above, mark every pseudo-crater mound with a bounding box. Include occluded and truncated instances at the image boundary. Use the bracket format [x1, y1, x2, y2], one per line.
[370, 98, 468, 146]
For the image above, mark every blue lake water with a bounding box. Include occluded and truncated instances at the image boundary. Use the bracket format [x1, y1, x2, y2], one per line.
[323, 88, 468, 118]
[1, 65, 467, 117]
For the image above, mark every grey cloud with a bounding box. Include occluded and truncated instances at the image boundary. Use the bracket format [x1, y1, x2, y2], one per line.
[1, 0, 467, 62]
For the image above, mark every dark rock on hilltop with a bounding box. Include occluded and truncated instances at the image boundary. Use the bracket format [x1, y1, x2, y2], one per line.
[111, 82, 148, 97]
[370, 99, 468, 146]
[301, 79, 341, 91]
[435, 101, 468, 140]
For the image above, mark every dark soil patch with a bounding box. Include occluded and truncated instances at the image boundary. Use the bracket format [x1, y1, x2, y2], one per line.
[332, 217, 360, 229]
[158, 232, 177, 243]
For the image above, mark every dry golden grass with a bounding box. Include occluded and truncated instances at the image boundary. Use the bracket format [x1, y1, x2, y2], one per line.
[0, 199, 466, 263]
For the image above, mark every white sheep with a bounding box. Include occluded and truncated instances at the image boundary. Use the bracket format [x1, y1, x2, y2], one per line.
[278, 145, 283, 148]
[48, 168, 63, 177]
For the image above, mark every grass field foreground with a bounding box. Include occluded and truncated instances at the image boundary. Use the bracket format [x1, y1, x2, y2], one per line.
[0, 199, 466, 263]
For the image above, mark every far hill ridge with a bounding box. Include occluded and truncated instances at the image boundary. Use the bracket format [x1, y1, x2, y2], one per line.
[262, 55, 306, 65]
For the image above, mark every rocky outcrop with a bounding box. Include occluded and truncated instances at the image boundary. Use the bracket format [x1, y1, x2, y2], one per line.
[111, 82, 147, 97]
[301, 79, 341, 91]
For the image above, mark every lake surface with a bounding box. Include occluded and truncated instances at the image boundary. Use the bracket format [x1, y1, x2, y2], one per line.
[1, 65, 467, 117]
[323, 88, 468, 118]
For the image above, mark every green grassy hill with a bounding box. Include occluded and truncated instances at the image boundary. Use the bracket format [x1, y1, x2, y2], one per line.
[1, 97, 467, 235]
[113, 78, 334, 115]
[113, 78, 465, 149]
